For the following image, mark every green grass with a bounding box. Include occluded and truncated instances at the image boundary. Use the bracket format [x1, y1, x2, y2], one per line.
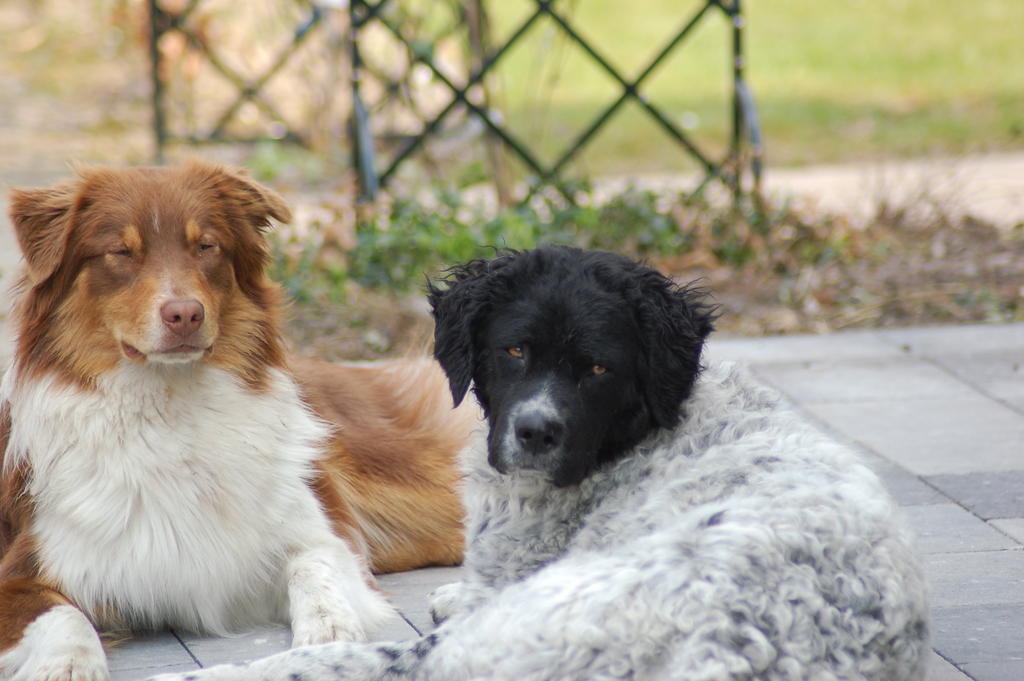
[481, 0, 1024, 172]
[5, 0, 1021, 176]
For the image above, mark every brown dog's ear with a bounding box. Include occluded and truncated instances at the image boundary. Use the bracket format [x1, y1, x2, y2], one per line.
[8, 182, 81, 285]
[220, 165, 292, 229]
[185, 160, 292, 229]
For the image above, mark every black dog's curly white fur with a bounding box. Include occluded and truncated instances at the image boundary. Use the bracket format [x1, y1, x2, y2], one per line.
[148, 246, 929, 681]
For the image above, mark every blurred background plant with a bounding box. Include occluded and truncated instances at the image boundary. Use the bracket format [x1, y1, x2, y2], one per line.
[1, 0, 1022, 358]
[273, 181, 1024, 359]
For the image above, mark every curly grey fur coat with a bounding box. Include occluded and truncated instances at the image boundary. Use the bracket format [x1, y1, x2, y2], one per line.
[150, 363, 930, 681]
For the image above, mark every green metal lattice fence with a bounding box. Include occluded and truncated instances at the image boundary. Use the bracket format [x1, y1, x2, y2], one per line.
[148, 0, 761, 201]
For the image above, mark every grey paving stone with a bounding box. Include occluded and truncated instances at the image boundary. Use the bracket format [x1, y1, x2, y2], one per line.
[178, 613, 417, 667]
[753, 357, 976, 404]
[386, 590, 436, 634]
[963, 661, 1024, 681]
[804, 397, 1024, 475]
[925, 551, 1024, 608]
[106, 632, 197, 672]
[379, 566, 463, 634]
[872, 464, 948, 506]
[180, 625, 292, 667]
[111, 663, 198, 681]
[378, 566, 463, 589]
[925, 471, 1024, 520]
[902, 504, 1020, 554]
[930, 603, 1024, 665]
[926, 652, 972, 681]
[376, 611, 421, 641]
[176, 606, 422, 668]
[705, 329, 900, 365]
[877, 323, 1024, 356]
[989, 518, 1024, 544]
[932, 352, 1024, 402]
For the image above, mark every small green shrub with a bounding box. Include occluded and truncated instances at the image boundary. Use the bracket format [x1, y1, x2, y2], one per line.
[270, 184, 872, 301]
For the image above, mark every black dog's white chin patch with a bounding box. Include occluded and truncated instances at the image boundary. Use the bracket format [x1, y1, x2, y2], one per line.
[487, 443, 567, 479]
[486, 387, 592, 486]
[486, 447, 586, 488]
[486, 434, 595, 488]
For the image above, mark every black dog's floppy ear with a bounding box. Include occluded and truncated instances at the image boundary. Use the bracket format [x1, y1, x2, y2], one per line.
[630, 270, 716, 429]
[427, 257, 500, 406]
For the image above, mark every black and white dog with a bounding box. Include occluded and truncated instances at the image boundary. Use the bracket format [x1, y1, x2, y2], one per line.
[150, 246, 929, 681]
[431, 245, 715, 488]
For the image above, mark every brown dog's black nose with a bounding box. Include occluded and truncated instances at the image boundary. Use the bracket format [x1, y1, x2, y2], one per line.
[161, 298, 205, 337]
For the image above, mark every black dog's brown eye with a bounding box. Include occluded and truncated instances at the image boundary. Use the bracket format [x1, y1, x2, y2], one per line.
[507, 347, 524, 358]
[592, 365, 607, 376]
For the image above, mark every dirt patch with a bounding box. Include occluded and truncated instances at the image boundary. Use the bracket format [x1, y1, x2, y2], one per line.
[701, 217, 1024, 336]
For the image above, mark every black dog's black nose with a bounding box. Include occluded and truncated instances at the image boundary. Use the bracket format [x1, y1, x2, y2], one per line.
[515, 411, 564, 455]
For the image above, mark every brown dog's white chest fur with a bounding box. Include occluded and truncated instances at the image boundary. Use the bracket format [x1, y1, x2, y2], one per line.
[3, 362, 355, 634]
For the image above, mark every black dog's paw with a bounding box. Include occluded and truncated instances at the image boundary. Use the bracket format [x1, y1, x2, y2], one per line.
[427, 582, 466, 625]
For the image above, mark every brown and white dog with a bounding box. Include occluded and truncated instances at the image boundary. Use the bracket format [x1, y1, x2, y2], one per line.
[0, 161, 477, 681]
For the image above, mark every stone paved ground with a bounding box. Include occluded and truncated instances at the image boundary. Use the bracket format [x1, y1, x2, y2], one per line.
[1, 313, 1020, 679]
